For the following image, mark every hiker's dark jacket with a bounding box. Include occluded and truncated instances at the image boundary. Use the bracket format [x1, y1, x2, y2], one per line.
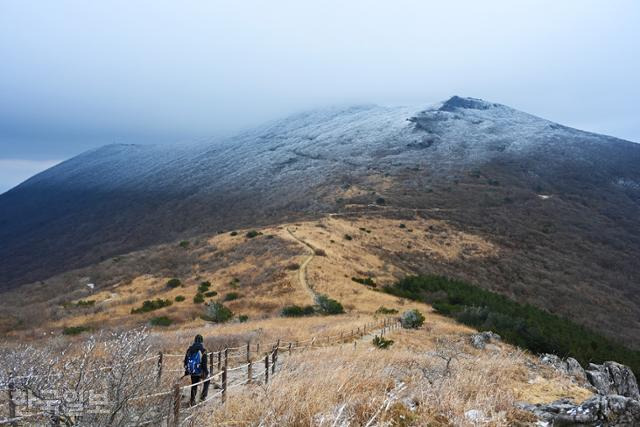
[183, 342, 209, 376]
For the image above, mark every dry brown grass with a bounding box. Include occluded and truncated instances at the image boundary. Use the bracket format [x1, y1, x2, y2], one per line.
[194, 326, 589, 426]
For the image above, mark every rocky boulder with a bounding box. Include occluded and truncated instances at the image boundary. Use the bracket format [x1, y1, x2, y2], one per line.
[469, 331, 501, 350]
[519, 394, 640, 426]
[586, 361, 640, 400]
[540, 354, 589, 386]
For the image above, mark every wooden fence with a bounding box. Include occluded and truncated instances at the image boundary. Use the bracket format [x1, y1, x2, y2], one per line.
[1, 317, 402, 426]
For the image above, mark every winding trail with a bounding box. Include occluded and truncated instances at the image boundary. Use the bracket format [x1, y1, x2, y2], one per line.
[286, 227, 317, 301]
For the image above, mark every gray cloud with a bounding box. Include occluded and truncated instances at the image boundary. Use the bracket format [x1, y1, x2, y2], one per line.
[1, 0, 638, 189]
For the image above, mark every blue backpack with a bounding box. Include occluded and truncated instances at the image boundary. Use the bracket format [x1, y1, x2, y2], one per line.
[186, 350, 202, 375]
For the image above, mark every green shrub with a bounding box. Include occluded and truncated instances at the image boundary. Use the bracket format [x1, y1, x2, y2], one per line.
[344, 234, 353, 241]
[131, 298, 173, 314]
[63, 325, 90, 335]
[400, 309, 425, 329]
[204, 291, 217, 298]
[315, 294, 344, 315]
[238, 315, 249, 323]
[246, 230, 261, 238]
[398, 223, 406, 229]
[193, 293, 205, 304]
[202, 302, 233, 323]
[375, 197, 386, 205]
[372, 335, 394, 349]
[179, 240, 189, 248]
[150, 316, 172, 327]
[375, 306, 398, 315]
[229, 278, 240, 288]
[63, 299, 95, 308]
[281, 305, 315, 317]
[352, 277, 376, 287]
[286, 263, 300, 270]
[223, 292, 240, 302]
[198, 281, 211, 293]
[166, 278, 182, 288]
[229, 231, 238, 236]
[175, 295, 185, 302]
[384, 275, 640, 375]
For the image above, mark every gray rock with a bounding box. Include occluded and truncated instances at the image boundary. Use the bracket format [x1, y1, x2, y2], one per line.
[585, 362, 640, 400]
[540, 354, 588, 386]
[470, 331, 501, 349]
[519, 395, 640, 426]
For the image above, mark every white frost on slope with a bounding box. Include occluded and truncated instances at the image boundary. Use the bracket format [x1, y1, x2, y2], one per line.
[10, 96, 635, 197]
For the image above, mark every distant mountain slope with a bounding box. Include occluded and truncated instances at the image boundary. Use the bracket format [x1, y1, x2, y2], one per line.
[1, 97, 640, 344]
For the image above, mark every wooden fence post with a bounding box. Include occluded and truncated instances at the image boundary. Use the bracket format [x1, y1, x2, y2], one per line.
[171, 383, 180, 427]
[272, 347, 278, 375]
[217, 351, 221, 372]
[221, 364, 228, 403]
[209, 351, 214, 375]
[8, 380, 16, 427]
[224, 348, 229, 370]
[264, 354, 269, 384]
[156, 352, 163, 386]
[247, 360, 252, 384]
[256, 342, 260, 355]
[288, 342, 292, 355]
[246, 341, 251, 363]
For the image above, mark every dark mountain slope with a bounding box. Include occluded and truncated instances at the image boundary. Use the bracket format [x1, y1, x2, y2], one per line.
[1, 97, 639, 344]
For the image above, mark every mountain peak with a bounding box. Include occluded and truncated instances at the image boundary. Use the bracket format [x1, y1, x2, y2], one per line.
[439, 96, 497, 112]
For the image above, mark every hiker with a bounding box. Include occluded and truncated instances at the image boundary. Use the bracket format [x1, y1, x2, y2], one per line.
[183, 334, 210, 406]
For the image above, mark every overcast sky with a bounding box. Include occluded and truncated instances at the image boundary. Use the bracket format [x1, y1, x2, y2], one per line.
[1, 0, 639, 193]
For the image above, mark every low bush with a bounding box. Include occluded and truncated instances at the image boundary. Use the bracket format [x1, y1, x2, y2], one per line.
[179, 240, 189, 248]
[63, 325, 90, 335]
[202, 302, 233, 323]
[204, 291, 217, 298]
[193, 293, 205, 304]
[400, 309, 425, 329]
[286, 263, 300, 271]
[131, 299, 173, 314]
[150, 316, 172, 327]
[229, 231, 238, 236]
[223, 292, 240, 302]
[372, 335, 394, 349]
[398, 223, 406, 229]
[198, 281, 211, 293]
[166, 278, 181, 288]
[281, 305, 315, 317]
[352, 277, 376, 287]
[375, 306, 398, 315]
[238, 315, 249, 323]
[174, 295, 185, 302]
[62, 299, 96, 308]
[246, 230, 261, 238]
[315, 294, 345, 315]
[314, 248, 327, 256]
[229, 278, 240, 288]
[344, 234, 353, 241]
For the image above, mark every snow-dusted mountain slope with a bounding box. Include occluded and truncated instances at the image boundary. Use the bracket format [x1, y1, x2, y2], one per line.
[1, 96, 640, 343]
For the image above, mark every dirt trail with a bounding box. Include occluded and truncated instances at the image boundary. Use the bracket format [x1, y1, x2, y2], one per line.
[286, 227, 317, 301]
